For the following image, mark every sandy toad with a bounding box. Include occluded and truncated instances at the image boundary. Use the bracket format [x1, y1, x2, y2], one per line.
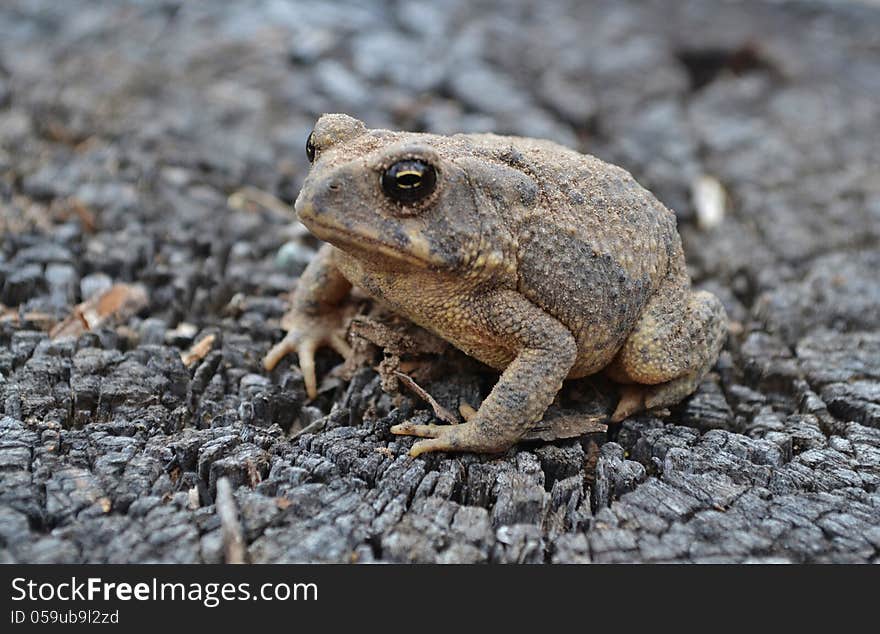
[264, 114, 726, 456]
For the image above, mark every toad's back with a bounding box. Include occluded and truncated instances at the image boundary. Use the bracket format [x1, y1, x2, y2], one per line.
[462, 133, 678, 375]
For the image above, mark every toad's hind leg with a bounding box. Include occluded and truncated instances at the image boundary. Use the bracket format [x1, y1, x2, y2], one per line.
[606, 271, 726, 422]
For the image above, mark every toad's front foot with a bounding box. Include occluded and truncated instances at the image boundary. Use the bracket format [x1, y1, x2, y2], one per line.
[263, 309, 351, 399]
[390, 420, 515, 457]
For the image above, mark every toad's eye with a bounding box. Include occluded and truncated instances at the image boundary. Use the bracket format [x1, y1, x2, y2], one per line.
[306, 132, 317, 163]
[381, 159, 437, 204]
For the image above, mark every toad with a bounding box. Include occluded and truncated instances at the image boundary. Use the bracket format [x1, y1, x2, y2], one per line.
[264, 114, 726, 456]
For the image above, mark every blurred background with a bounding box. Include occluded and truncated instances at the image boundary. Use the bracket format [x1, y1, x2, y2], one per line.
[1, 0, 878, 331]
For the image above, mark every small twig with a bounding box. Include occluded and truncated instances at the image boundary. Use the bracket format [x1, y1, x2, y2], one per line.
[215, 477, 248, 564]
[393, 371, 459, 424]
[181, 333, 216, 367]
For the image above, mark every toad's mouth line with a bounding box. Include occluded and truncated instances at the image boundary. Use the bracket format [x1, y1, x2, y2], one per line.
[300, 215, 441, 269]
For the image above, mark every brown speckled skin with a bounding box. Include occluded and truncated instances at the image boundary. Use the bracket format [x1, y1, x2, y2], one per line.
[265, 114, 726, 456]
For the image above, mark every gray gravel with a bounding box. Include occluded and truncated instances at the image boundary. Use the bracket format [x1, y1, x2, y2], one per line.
[1, 0, 879, 563]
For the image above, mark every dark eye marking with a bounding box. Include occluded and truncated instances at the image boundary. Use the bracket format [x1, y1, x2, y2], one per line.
[306, 132, 316, 163]
[381, 159, 437, 204]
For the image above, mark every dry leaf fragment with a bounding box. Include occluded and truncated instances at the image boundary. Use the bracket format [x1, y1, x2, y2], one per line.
[522, 410, 608, 441]
[50, 283, 148, 339]
[349, 314, 448, 356]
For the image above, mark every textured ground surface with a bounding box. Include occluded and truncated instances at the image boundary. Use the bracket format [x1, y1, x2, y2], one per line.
[1, 0, 880, 563]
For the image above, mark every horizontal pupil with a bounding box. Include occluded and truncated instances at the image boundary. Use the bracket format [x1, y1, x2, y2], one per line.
[397, 171, 422, 188]
[381, 160, 434, 205]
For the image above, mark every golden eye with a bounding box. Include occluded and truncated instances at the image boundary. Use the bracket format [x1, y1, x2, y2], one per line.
[306, 132, 316, 163]
[381, 159, 436, 204]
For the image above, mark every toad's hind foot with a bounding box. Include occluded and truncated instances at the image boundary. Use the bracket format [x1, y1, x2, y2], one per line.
[390, 420, 514, 457]
[610, 384, 645, 423]
[458, 402, 477, 421]
[610, 371, 704, 423]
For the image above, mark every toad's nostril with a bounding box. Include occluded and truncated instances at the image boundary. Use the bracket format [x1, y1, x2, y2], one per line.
[328, 182, 341, 191]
